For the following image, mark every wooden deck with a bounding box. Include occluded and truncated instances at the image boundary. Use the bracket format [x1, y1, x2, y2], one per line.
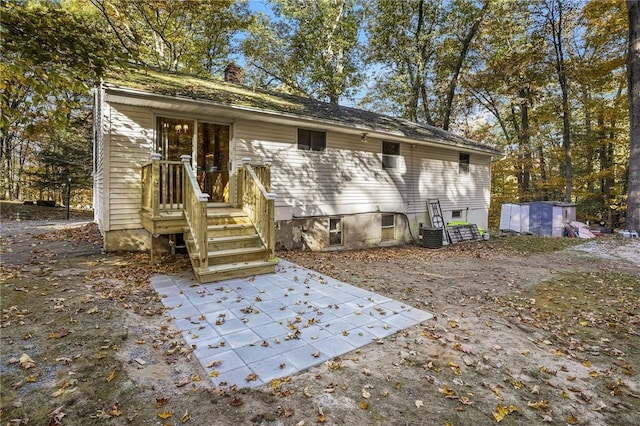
[141, 157, 276, 282]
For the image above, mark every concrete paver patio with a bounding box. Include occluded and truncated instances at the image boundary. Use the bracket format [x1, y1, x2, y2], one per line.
[151, 260, 433, 389]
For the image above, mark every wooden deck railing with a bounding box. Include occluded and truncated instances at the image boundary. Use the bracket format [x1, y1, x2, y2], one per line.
[181, 155, 210, 271]
[141, 156, 184, 215]
[237, 159, 276, 260]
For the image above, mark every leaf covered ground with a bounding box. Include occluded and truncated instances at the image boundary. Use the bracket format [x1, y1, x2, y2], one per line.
[1, 211, 639, 425]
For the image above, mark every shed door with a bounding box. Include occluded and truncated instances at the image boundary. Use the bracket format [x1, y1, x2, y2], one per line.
[529, 203, 542, 236]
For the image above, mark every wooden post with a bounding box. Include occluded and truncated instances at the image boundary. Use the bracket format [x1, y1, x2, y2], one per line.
[151, 153, 161, 218]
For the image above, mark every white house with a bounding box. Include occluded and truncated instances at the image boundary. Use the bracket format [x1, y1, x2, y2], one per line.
[93, 66, 500, 282]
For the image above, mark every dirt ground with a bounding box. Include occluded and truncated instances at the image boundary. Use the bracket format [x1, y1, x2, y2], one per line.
[1, 202, 639, 425]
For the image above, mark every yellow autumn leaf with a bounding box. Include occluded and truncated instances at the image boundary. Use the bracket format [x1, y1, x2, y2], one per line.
[554, 349, 563, 356]
[106, 371, 116, 382]
[448, 320, 458, 328]
[589, 371, 599, 378]
[567, 414, 578, 424]
[441, 385, 456, 398]
[158, 410, 172, 420]
[493, 404, 509, 422]
[362, 388, 371, 399]
[210, 370, 218, 378]
[521, 349, 531, 356]
[181, 410, 191, 423]
[192, 374, 201, 382]
[582, 360, 592, 367]
[527, 400, 549, 409]
[511, 380, 523, 389]
[579, 320, 588, 326]
[493, 403, 518, 422]
[359, 401, 368, 409]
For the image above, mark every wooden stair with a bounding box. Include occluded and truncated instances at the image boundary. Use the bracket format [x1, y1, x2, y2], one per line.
[184, 206, 277, 283]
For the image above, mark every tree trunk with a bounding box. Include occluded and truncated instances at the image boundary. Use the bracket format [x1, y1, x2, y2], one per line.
[627, 0, 640, 231]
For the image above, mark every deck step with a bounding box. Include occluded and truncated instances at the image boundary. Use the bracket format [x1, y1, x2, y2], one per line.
[207, 234, 263, 251]
[207, 223, 256, 237]
[195, 259, 278, 283]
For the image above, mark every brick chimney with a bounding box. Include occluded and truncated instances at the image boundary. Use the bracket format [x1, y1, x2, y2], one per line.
[224, 62, 242, 84]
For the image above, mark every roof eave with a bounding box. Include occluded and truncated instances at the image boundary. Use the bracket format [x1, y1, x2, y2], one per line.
[103, 83, 501, 156]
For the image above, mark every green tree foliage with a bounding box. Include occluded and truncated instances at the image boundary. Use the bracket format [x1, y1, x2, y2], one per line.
[363, 0, 488, 130]
[89, 0, 252, 76]
[0, 0, 125, 200]
[242, 0, 364, 104]
[461, 0, 628, 225]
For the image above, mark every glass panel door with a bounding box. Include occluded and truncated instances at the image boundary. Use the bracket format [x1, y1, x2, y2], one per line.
[197, 123, 230, 202]
[156, 117, 194, 160]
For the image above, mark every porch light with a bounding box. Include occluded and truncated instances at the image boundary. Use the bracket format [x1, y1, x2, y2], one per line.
[361, 133, 368, 144]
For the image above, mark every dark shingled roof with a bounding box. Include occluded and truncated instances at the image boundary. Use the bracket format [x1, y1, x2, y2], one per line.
[104, 67, 500, 155]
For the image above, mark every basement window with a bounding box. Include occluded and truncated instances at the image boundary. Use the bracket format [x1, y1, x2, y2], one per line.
[459, 153, 470, 174]
[381, 214, 395, 241]
[298, 129, 326, 151]
[382, 141, 400, 169]
[452, 210, 462, 219]
[329, 217, 343, 246]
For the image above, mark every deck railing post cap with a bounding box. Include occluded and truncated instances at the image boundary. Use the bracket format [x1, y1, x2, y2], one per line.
[151, 153, 162, 160]
[180, 155, 192, 162]
[263, 158, 273, 165]
[266, 192, 277, 200]
[198, 193, 210, 202]
[242, 157, 251, 164]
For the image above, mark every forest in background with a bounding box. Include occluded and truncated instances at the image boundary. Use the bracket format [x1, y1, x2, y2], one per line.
[0, 0, 633, 229]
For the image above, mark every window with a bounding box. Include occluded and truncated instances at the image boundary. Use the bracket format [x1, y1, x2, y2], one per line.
[329, 217, 342, 245]
[452, 210, 462, 219]
[459, 153, 470, 174]
[298, 129, 326, 151]
[381, 214, 395, 241]
[382, 141, 400, 169]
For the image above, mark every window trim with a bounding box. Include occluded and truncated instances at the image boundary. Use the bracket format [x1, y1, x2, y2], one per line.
[459, 153, 470, 174]
[329, 216, 343, 246]
[382, 141, 400, 169]
[298, 128, 326, 152]
[381, 214, 395, 241]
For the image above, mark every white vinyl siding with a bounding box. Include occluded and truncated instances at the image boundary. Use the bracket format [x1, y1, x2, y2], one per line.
[104, 103, 153, 231]
[233, 120, 491, 224]
[93, 85, 105, 232]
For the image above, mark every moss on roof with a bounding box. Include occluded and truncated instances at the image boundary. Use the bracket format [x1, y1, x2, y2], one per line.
[105, 67, 500, 155]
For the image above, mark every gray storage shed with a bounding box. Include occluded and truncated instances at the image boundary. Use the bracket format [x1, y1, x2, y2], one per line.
[500, 201, 577, 237]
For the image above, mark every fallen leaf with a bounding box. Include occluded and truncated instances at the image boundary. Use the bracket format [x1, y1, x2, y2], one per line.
[362, 388, 370, 399]
[109, 401, 122, 417]
[19, 353, 35, 370]
[527, 400, 549, 409]
[493, 404, 517, 422]
[156, 397, 168, 407]
[106, 371, 116, 382]
[158, 411, 172, 420]
[181, 410, 190, 423]
[566, 414, 578, 424]
[415, 400, 424, 408]
[359, 401, 368, 409]
[229, 396, 244, 407]
[312, 351, 320, 358]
